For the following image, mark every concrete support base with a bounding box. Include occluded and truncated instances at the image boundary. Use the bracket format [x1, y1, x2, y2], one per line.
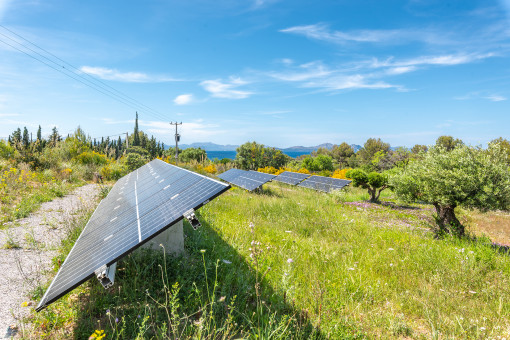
[141, 220, 184, 255]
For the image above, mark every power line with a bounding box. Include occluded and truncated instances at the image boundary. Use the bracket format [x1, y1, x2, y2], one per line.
[0, 25, 169, 122]
[0, 25, 165, 120]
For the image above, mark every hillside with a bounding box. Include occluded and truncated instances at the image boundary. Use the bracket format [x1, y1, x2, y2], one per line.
[28, 182, 510, 339]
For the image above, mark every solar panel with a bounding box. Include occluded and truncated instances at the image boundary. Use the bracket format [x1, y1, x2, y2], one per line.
[248, 170, 277, 182]
[217, 168, 246, 182]
[36, 159, 230, 311]
[298, 175, 351, 193]
[273, 171, 310, 185]
[217, 169, 275, 191]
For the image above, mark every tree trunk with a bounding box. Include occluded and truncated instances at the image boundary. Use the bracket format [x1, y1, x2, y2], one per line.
[368, 187, 377, 202]
[433, 203, 464, 237]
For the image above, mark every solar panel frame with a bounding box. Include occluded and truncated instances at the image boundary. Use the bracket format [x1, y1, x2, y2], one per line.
[298, 175, 351, 193]
[273, 171, 310, 185]
[36, 159, 230, 311]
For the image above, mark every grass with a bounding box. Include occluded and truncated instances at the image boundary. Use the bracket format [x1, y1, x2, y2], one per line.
[0, 166, 83, 225]
[26, 183, 510, 339]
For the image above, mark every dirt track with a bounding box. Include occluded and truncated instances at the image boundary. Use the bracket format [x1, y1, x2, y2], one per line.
[0, 184, 99, 338]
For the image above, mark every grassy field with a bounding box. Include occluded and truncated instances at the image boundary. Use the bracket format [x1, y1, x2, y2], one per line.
[28, 182, 510, 339]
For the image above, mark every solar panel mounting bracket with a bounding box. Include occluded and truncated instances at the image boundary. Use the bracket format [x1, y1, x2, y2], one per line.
[94, 262, 117, 289]
[183, 209, 201, 229]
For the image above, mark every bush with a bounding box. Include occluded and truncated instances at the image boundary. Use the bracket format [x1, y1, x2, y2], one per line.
[126, 146, 149, 157]
[101, 162, 127, 180]
[180, 148, 207, 163]
[203, 164, 217, 174]
[302, 154, 334, 172]
[346, 169, 388, 202]
[332, 168, 351, 179]
[73, 151, 108, 166]
[124, 153, 147, 171]
[257, 166, 278, 174]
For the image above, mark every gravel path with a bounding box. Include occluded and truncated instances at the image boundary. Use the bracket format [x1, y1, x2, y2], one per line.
[0, 184, 100, 338]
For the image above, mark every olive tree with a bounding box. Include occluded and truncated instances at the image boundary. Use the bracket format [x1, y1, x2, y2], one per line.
[346, 169, 389, 202]
[389, 144, 510, 237]
[235, 141, 289, 170]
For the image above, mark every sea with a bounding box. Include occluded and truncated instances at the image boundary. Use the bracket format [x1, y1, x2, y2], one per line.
[206, 150, 310, 160]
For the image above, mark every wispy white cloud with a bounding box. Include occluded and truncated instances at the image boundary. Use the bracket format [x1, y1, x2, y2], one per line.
[268, 60, 402, 91]
[200, 77, 253, 99]
[0, 113, 20, 117]
[80, 66, 178, 83]
[372, 53, 494, 68]
[174, 94, 193, 105]
[485, 94, 507, 101]
[454, 91, 507, 102]
[270, 61, 332, 81]
[304, 74, 399, 91]
[280, 23, 450, 45]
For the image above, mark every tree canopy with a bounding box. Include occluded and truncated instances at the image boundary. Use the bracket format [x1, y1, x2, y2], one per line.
[235, 142, 289, 170]
[390, 144, 510, 236]
[346, 169, 389, 202]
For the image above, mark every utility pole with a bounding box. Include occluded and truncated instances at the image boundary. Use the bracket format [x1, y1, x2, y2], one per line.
[170, 122, 182, 164]
[125, 132, 129, 149]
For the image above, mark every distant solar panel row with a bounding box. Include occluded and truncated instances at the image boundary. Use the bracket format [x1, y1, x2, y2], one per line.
[298, 175, 351, 193]
[273, 171, 310, 185]
[36, 159, 230, 311]
[217, 169, 275, 191]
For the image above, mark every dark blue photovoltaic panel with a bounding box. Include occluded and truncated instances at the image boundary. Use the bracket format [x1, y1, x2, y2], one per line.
[248, 171, 277, 182]
[36, 159, 230, 311]
[273, 171, 310, 185]
[217, 169, 246, 182]
[297, 175, 351, 193]
[217, 169, 274, 191]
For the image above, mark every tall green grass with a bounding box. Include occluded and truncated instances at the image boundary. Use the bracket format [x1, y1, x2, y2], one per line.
[29, 183, 510, 339]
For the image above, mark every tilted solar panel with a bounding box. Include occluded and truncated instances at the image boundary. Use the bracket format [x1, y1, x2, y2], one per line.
[248, 170, 277, 182]
[298, 175, 351, 193]
[217, 168, 246, 182]
[273, 171, 310, 185]
[36, 159, 230, 311]
[217, 169, 274, 191]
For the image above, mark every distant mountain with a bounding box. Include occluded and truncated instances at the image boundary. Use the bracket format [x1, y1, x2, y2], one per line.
[350, 144, 362, 152]
[178, 142, 239, 151]
[280, 143, 334, 152]
[175, 142, 369, 153]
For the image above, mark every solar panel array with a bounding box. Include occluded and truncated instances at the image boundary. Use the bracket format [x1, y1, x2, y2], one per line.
[298, 175, 351, 193]
[36, 159, 230, 311]
[217, 169, 275, 191]
[273, 171, 310, 185]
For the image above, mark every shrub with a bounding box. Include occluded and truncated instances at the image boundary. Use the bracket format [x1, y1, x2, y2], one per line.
[332, 168, 351, 179]
[124, 153, 147, 171]
[101, 162, 127, 180]
[346, 169, 388, 203]
[73, 151, 108, 166]
[257, 166, 278, 174]
[203, 164, 217, 174]
[302, 154, 334, 172]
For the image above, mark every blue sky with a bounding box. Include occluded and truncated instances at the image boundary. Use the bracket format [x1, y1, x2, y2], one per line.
[0, 0, 509, 148]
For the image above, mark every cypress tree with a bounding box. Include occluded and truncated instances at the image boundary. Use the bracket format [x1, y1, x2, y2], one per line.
[133, 112, 140, 146]
[22, 127, 30, 148]
[37, 125, 42, 141]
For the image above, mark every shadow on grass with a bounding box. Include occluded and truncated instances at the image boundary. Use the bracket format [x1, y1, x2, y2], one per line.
[69, 219, 329, 339]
